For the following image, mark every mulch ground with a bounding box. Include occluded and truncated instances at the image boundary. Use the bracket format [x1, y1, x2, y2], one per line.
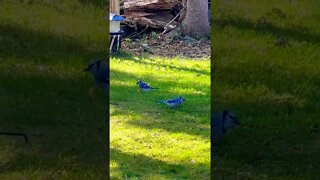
[120, 33, 211, 59]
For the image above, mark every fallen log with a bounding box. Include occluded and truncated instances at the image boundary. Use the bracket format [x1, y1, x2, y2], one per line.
[124, 0, 180, 11]
[123, 11, 178, 29]
[122, 0, 183, 30]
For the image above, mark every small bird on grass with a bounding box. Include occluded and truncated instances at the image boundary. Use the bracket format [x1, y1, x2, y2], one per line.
[158, 96, 185, 108]
[275, 37, 290, 47]
[84, 59, 109, 95]
[137, 80, 159, 92]
[211, 110, 239, 141]
[84, 59, 118, 106]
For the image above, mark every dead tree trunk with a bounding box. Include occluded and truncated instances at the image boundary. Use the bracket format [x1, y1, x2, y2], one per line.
[181, 0, 210, 36]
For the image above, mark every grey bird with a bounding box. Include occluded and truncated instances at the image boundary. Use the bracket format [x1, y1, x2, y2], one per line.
[83, 59, 109, 96]
[211, 110, 239, 141]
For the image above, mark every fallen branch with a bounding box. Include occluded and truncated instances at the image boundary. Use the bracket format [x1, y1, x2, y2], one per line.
[163, 6, 186, 31]
[0, 132, 29, 144]
[127, 25, 149, 38]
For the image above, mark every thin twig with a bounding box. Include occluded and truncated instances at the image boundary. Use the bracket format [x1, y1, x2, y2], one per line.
[162, 6, 186, 34]
[127, 25, 149, 39]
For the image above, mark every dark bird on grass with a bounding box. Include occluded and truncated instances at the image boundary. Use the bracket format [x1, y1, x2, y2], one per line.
[137, 80, 159, 91]
[275, 37, 290, 47]
[158, 96, 185, 108]
[84, 59, 109, 95]
[84, 60, 118, 106]
[211, 110, 239, 141]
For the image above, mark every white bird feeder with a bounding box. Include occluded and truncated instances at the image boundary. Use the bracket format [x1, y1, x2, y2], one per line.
[110, 13, 125, 53]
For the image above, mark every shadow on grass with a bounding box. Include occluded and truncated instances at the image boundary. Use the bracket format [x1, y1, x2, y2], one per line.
[211, 49, 320, 178]
[212, 64, 320, 177]
[211, 113, 320, 178]
[0, 73, 108, 175]
[77, 0, 107, 8]
[212, 71, 319, 177]
[211, 12, 320, 177]
[0, 20, 108, 176]
[212, 57, 320, 115]
[214, 17, 320, 45]
[110, 148, 209, 179]
[0, 22, 106, 62]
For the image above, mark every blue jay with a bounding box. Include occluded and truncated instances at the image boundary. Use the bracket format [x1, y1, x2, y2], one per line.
[84, 60, 118, 106]
[84, 59, 109, 96]
[158, 96, 185, 108]
[137, 80, 159, 91]
[211, 110, 239, 141]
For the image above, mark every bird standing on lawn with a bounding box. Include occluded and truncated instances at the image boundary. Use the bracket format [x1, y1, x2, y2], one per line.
[84, 59, 109, 96]
[211, 110, 239, 141]
[158, 96, 185, 108]
[84, 59, 118, 106]
[137, 80, 159, 91]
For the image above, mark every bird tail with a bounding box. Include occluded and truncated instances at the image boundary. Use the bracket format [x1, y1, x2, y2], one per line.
[150, 87, 159, 90]
[157, 100, 165, 104]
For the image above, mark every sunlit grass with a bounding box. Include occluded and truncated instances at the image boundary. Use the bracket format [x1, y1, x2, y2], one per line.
[110, 54, 210, 179]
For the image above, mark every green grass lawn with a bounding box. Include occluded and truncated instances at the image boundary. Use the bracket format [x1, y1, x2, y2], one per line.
[212, 0, 320, 179]
[0, 0, 108, 179]
[110, 54, 210, 179]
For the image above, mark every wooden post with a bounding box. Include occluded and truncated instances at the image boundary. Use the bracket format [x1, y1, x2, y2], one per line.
[110, 0, 120, 14]
[109, 0, 122, 53]
[110, 0, 121, 33]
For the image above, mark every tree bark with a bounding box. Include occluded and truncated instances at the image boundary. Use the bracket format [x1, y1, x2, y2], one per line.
[181, 0, 210, 36]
